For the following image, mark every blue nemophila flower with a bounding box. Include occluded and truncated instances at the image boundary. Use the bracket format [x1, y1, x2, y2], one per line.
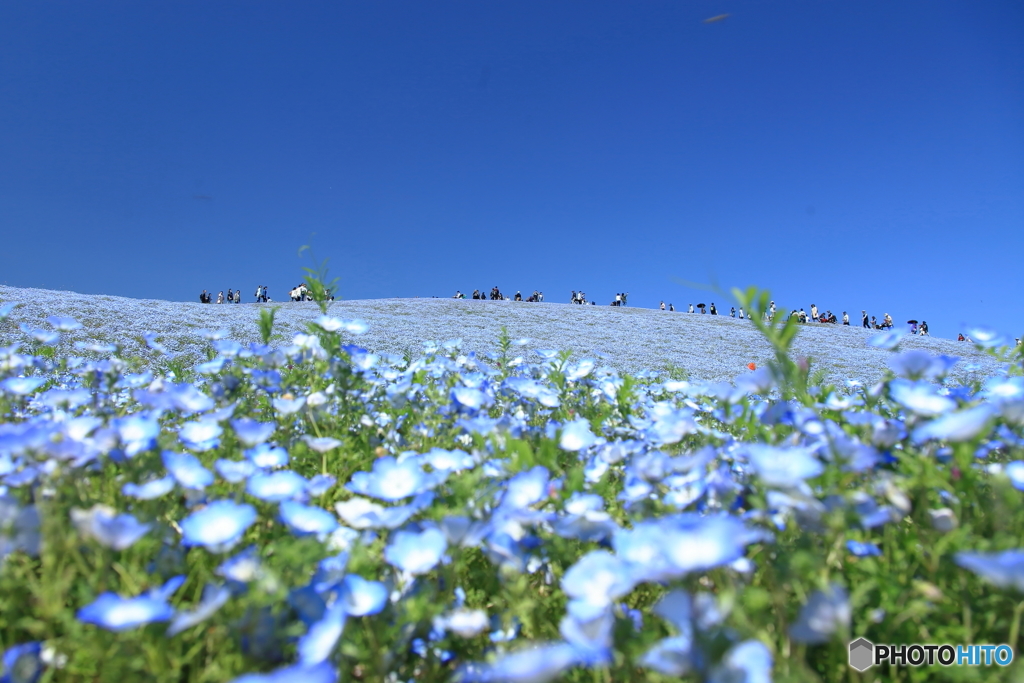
[614, 515, 767, 582]
[434, 608, 489, 638]
[44, 316, 82, 331]
[163, 451, 214, 490]
[0, 377, 47, 397]
[334, 496, 422, 530]
[288, 586, 327, 625]
[232, 661, 337, 683]
[640, 635, 694, 677]
[744, 444, 823, 488]
[70, 505, 150, 550]
[167, 583, 231, 636]
[340, 574, 387, 616]
[500, 466, 550, 509]
[195, 357, 227, 375]
[565, 358, 596, 381]
[866, 329, 906, 350]
[789, 583, 851, 644]
[163, 383, 215, 413]
[981, 377, 1024, 402]
[297, 602, 346, 666]
[114, 414, 159, 457]
[180, 500, 257, 553]
[306, 474, 336, 497]
[458, 642, 580, 683]
[955, 550, 1024, 591]
[272, 396, 306, 415]
[77, 577, 184, 631]
[246, 470, 308, 502]
[246, 444, 289, 469]
[503, 377, 560, 407]
[709, 639, 773, 683]
[911, 404, 997, 444]
[889, 380, 956, 416]
[312, 315, 368, 335]
[887, 350, 959, 380]
[4, 466, 40, 488]
[560, 419, 596, 451]
[230, 419, 276, 447]
[559, 600, 614, 665]
[646, 408, 698, 445]
[215, 459, 257, 484]
[1004, 462, 1024, 491]
[0, 302, 18, 320]
[279, 501, 338, 538]
[384, 527, 447, 574]
[302, 436, 342, 453]
[347, 456, 435, 501]
[846, 540, 882, 557]
[212, 339, 243, 357]
[451, 386, 491, 412]
[217, 546, 262, 584]
[422, 447, 475, 472]
[562, 550, 637, 607]
[1, 641, 42, 683]
[178, 419, 222, 452]
[18, 324, 59, 345]
[141, 332, 170, 355]
[964, 326, 1012, 349]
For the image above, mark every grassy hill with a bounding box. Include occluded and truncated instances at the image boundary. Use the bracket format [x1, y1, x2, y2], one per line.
[0, 284, 1001, 385]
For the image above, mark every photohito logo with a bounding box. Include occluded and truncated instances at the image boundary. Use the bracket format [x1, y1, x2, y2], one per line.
[848, 638, 1014, 671]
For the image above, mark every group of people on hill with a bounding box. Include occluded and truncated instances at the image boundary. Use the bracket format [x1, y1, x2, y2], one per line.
[200, 289, 241, 304]
[649, 299, 933, 336]
[198, 284, 335, 304]
[571, 291, 593, 305]
[437, 286, 964, 338]
[454, 288, 547, 302]
[286, 284, 333, 302]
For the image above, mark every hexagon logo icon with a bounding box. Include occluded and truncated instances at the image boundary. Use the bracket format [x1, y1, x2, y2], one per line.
[849, 637, 874, 672]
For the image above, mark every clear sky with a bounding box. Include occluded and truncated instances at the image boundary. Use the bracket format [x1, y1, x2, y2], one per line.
[1, 1, 1021, 339]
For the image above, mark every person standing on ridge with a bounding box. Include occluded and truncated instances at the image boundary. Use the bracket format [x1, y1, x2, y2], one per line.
[862, 310, 869, 328]
[660, 301, 666, 311]
[710, 303, 718, 315]
[688, 304, 694, 313]
[843, 311, 849, 325]
[810, 304, 818, 322]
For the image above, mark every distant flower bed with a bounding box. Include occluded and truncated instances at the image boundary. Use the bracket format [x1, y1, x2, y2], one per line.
[0, 290, 1023, 683]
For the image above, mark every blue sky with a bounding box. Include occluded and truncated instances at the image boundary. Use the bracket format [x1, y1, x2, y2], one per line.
[1, 1, 1021, 339]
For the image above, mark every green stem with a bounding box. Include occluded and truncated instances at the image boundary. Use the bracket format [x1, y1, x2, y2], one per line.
[1008, 600, 1024, 653]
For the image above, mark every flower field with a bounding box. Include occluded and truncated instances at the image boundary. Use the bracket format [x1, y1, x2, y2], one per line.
[1, 286, 1023, 682]
[0, 284, 1003, 387]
